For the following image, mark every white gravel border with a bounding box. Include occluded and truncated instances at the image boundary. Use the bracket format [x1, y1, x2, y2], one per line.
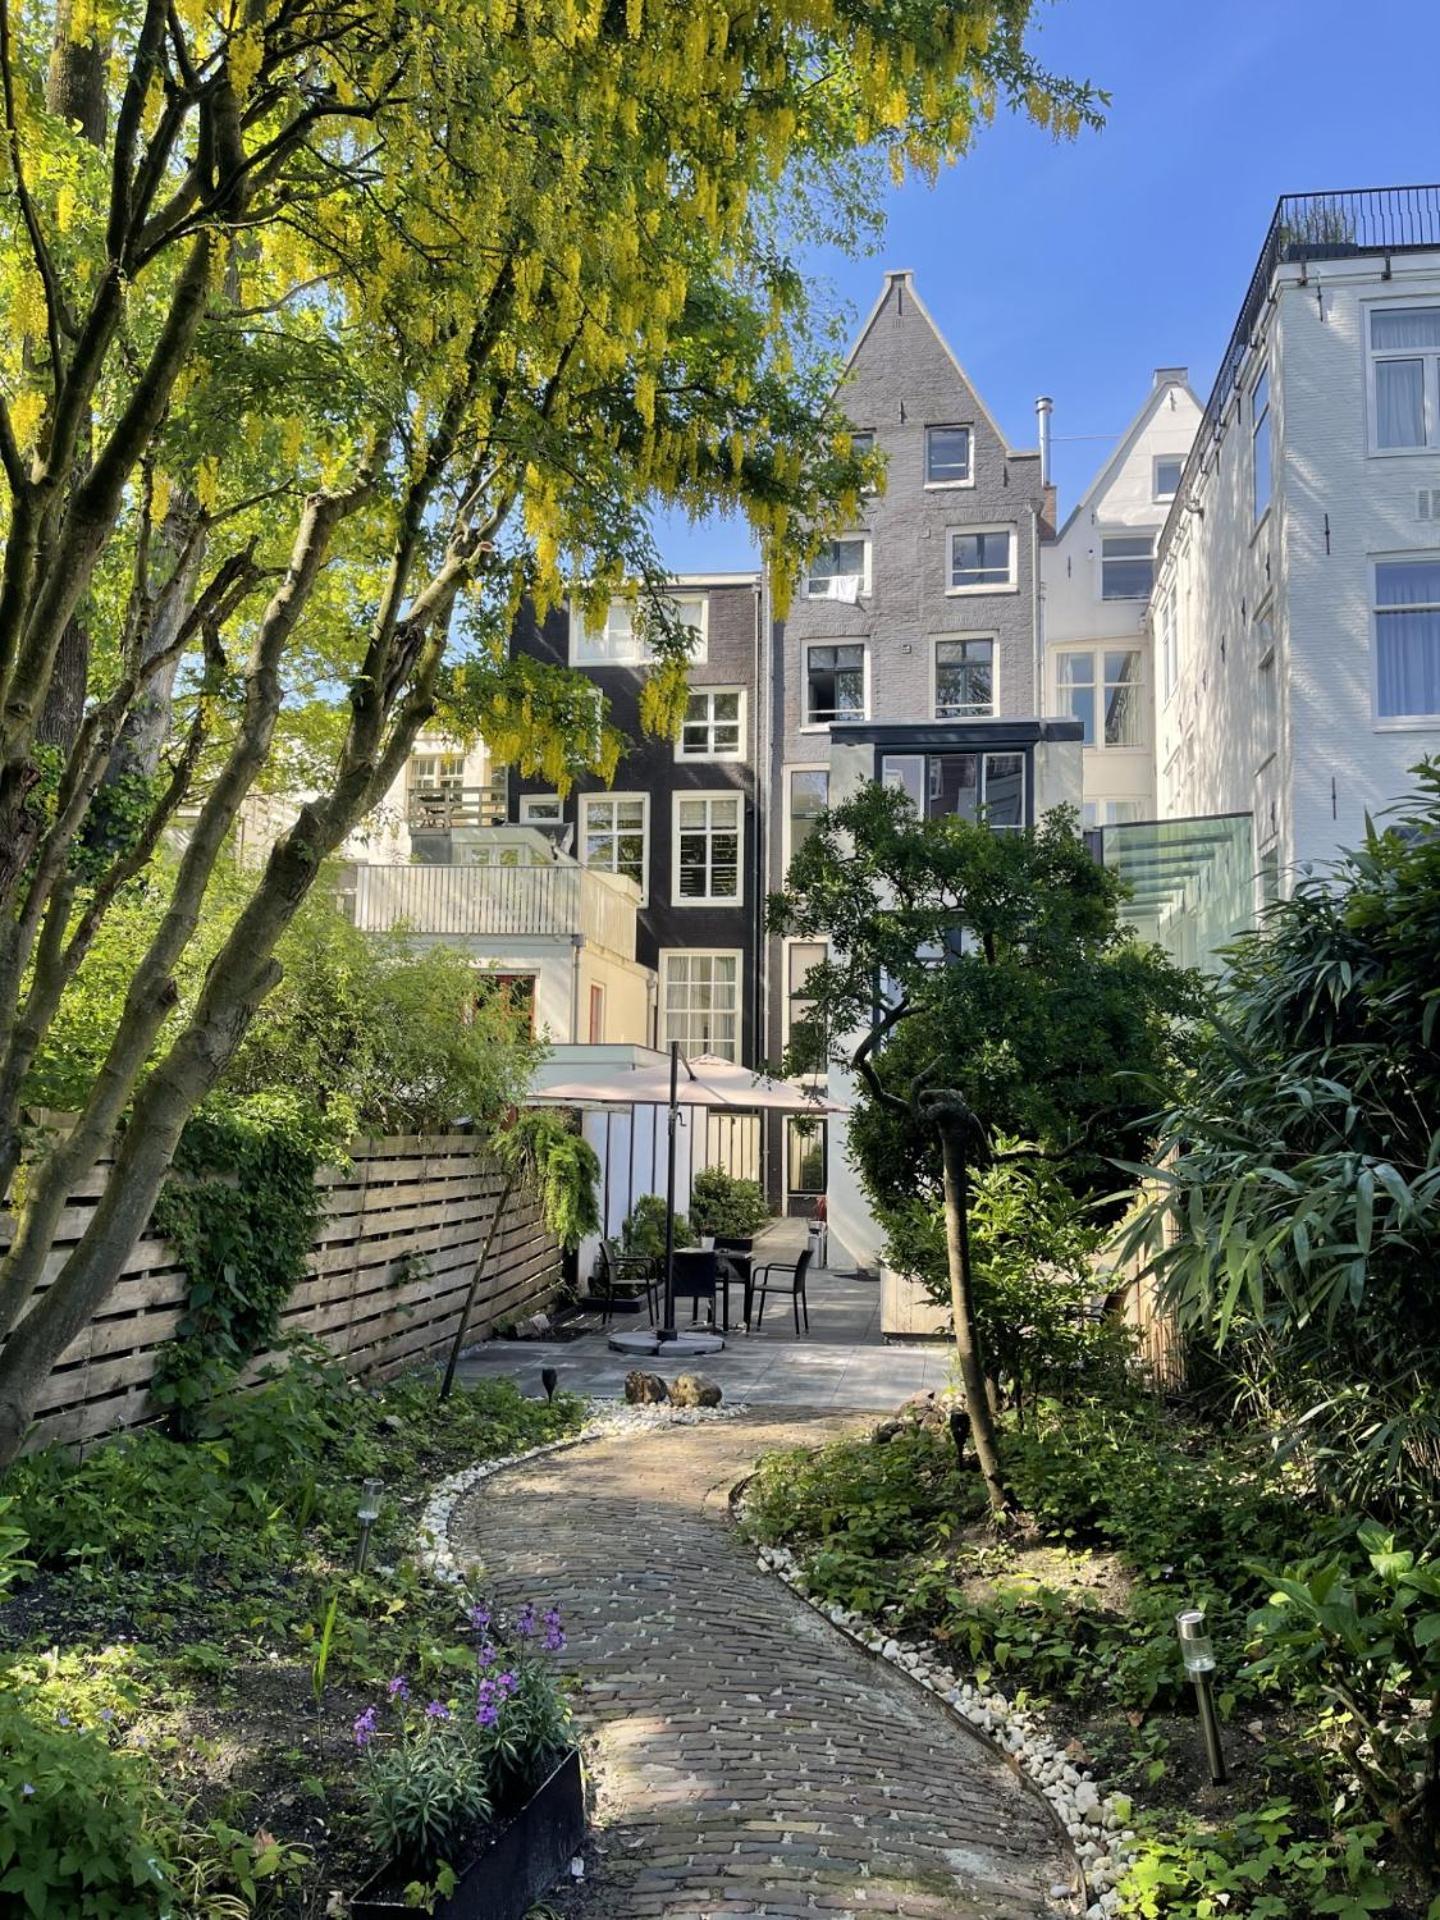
[748, 1531, 1140, 1920]
[414, 1396, 739, 1586]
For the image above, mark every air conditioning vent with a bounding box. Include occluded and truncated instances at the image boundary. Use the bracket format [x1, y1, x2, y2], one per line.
[1418, 487, 1440, 522]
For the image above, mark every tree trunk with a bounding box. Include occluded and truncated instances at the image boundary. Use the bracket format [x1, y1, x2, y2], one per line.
[439, 1168, 517, 1400]
[936, 1112, 1011, 1514]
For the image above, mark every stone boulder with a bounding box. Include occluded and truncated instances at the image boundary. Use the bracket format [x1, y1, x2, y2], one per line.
[623, 1370, 670, 1405]
[669, 1372, 722, 1408]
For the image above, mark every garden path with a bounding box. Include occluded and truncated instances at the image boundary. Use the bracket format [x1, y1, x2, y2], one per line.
[449, 1413, 1070, 1920]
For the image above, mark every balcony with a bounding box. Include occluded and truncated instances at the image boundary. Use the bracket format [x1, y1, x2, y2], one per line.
[406, 783, 507, 831]
[344, 860, 639, 959]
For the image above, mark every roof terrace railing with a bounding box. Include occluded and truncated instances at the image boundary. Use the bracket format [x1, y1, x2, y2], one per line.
[1162, 186, 1440, 561]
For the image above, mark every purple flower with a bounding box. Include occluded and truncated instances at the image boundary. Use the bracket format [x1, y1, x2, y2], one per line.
[477, 1641, 497, 1667]
[353, 1706, 378, 1749]
[467, 1603, 492, 1633]
[543, 1607, 566, 1652]
[424, 1700, 451, 1721]
[515, 1604, 537, 1638]
[476, 1700, 499, 1727]
[99, 1708, 115, 1724]
[56, 1712, 72, 1728]
[497, 1670, 517, 1695]
[386, 1676, 409, 1701]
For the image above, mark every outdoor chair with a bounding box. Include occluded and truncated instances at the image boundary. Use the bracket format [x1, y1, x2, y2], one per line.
[670, 1248, 720, 1328]
[593, 1240, 658, 1326]
[749, 1246, 812, 1334]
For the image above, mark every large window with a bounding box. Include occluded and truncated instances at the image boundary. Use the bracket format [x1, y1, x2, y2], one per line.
[804, 537, 869, 601]
[1159, 591, 1177, 704]
[661, 952, 740, 1060]
[678, 687, 745, 761]
[933, 637, 994, 718]
[1063, 649, 1145, 746]
[571, 594, 708, 666]
[926, 425, 972, 486]
[1252, 366, 1272, 523]
[786, 767, 828, 866]
[786, 1117, 826, 1198]
[673, 793, 742, 904]
[410, 751, 465, 798]
[783, 940, 828, 1059]
[581, 793, 647, 897]
[1101, 533, 1155, 601]
[1374, 557, 1440, 720]
[1370, 306, 1440, 450]
[948, 526, 1015, 592]
[804, 642, 866, 724]
[882, 751, 1025, 828]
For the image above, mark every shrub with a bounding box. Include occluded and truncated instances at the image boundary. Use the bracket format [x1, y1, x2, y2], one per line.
[688, 1165, 770, 1238]
[621, 1193, 694, 1259]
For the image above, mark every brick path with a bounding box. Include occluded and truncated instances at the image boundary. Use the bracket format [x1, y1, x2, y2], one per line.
[450, 1413, 1070, 1919]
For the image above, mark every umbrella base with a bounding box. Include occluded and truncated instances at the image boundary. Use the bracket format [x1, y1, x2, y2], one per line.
[607, 1328, 726, 1358]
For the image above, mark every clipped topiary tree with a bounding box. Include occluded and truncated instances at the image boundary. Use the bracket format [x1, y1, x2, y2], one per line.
[688, 1166, 770, 1240]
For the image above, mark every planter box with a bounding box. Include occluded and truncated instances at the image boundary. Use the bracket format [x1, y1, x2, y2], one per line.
[880, 1264, 950, 1340]
[351, 1748, 584, 1920]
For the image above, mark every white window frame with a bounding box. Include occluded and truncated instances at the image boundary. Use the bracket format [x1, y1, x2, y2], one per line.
[1371, 552, 1440, 727]
[800, 640, 869, 730]
[1366, 300, 1440, 455]
[931, 634, 996, 719]
[568, 593, 709, 667]
[1152, 454, 1183, 501]
[674, 686, 747, 764]
[1159, 590, 1178, 706]
[1251, 365, 1272, 526]
[1055, 648, 1098, 746]
[783, 763, 830, 873]
[671, 790, 744, 907]
[925, 424, 974, 489]
[1101, 646, 1147, 750]
[409, 750, 466, 798]
[781, 936, 829, 1052]
[659, 949, 743, 1062]
[1098, 530, 1156, 603]
[579, 790, 649, 903]
[519, 792, 563, 824]
[848, 429, 877, 491]
[946, 524, 1017, 595]
[803, 535, 871, 601]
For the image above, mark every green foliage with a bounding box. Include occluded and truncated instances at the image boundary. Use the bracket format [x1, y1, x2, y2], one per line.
[0, 1687, 176, 1918]
[1121, 763, 1440, 1516]
[621, 1193, 694, 1260]
[149, 1093, 342, 1431]
[1246, 1523, 1440, 1862]
[359, 1710, 493, 1871]
[687, 1165, 770, 1239]
[1116, 1802, 1393, 1919]
[495, 1113, 601, 1252]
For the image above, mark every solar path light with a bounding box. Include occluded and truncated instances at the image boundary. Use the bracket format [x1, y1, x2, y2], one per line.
[1176, 1608, 1227, 1785]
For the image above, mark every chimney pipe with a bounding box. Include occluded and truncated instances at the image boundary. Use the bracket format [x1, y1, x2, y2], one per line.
[1036, 395, 1053, 487]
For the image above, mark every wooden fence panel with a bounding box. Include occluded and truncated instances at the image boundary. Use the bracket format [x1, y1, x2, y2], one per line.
[2, 1133, 562, 1454]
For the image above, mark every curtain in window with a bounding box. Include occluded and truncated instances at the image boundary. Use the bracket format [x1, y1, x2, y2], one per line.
[1376, 359, 1425, 448]
[1376, 562, 1440, 716]
[1371, 308, 1440, 349]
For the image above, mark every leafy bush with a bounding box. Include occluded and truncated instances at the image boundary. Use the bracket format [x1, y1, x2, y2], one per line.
[1116, 1801, 1394, 1919]
[0, 1688, 177, 1918]
[687, 1165, 770, 1239]
[621, 1193, 694, 1259]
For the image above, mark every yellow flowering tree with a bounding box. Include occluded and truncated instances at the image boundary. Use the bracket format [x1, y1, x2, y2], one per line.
[0, 0, 1100, 1465]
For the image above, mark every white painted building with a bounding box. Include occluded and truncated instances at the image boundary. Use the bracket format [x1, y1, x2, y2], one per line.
[1043, 370, 1201, 828]
[1153, 188, 1440, 905]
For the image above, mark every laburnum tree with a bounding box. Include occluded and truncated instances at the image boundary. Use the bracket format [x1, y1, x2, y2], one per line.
[0, 0, 1101, 1465]
[771, 785, 1197, 1509]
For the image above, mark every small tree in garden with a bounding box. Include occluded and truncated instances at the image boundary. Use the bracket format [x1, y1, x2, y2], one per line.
[771, 783, 1198, 1509]
[1121, 763, 1440, 1517]
[439, 1113, 599, 1401]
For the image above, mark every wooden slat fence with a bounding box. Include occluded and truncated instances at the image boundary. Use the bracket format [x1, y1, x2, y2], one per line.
[3, 1133, 562, 1455]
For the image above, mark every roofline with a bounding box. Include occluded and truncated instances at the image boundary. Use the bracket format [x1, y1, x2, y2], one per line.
[842, 269, 1034, 459]
[668, 570, 762, 587]
[1053, 373, 1203, 542]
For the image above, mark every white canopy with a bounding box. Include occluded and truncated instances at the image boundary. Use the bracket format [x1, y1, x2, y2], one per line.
[531, 1050, 846, 1115]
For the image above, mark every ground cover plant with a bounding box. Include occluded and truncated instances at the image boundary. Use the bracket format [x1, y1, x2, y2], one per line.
[0, 1347, 585, 1915]
[744, 1394, 1439, 1917]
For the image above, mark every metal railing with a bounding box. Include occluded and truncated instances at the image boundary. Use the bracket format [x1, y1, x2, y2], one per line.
[406, 784, 508, 830]
[346, 861, 638, 957]
[1163, 185, 1440, 560]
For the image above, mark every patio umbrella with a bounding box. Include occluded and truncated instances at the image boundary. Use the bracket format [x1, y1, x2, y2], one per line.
[531, 1045, 845, 1347]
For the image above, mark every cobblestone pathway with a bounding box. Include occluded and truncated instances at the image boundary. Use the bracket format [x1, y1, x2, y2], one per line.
[450, 1413, 1070, 1920]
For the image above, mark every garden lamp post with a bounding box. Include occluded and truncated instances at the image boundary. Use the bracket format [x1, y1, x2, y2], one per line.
[356, 1478, 384, 1573]
[1176, 1608, 1226, 1785]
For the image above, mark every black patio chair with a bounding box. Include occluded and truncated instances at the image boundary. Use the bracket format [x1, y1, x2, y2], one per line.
[593, 1240, 657, 1326]
[749, 1246, 812, 1334]
[670, 1248, 720, 1328]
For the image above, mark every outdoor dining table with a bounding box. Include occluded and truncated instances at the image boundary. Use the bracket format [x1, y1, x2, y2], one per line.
[670, 1247, 752, 1333]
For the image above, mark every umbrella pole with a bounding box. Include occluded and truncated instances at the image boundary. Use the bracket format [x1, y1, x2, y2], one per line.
[660, 1040, 679, 1342]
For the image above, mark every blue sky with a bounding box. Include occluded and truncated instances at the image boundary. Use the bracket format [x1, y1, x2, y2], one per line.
[655, 0, 1440, 571]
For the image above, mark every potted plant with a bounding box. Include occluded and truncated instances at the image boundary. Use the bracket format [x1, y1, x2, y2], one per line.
[350, 1600, 584, 1919]
[687, 1166, 770, 1241]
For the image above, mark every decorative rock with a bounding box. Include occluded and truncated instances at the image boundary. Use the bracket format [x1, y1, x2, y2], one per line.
[670, 1371, 723, 1408]
[624, 1370, 670, 1405]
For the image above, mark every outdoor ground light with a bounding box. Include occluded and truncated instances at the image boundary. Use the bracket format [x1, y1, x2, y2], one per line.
[1176, 1608, 1227, 1785]
[356, 1478, 384, 1573]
